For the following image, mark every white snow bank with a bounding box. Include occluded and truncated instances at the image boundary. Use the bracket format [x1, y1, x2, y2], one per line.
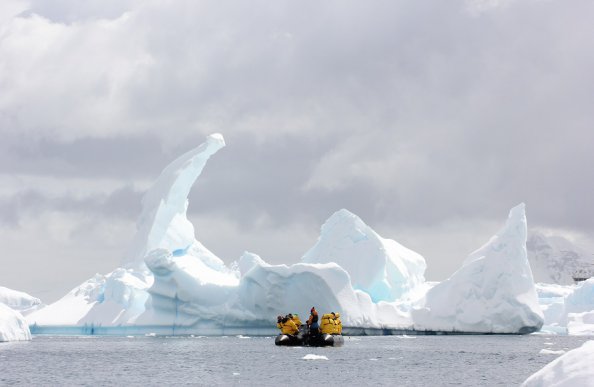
[523, 341, 594, 386]
[302, 209, 426, 302]
[0, 286, 42, 315]
[0, 303, 31, 342]
[412, 204, 544, 333]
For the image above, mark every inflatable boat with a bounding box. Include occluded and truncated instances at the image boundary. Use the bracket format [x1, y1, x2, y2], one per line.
[274, 331, 344, 347]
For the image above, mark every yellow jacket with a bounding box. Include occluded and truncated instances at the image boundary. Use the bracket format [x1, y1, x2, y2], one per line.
[292, 315, 302, 327]
[280, 319, 299, 335]
[320, 313, 335, 334]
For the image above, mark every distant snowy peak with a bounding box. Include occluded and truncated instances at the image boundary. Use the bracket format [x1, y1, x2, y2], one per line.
[124, 133, 226, 270]
[302, 209, 426, 302]
[527, 231, 594, 285]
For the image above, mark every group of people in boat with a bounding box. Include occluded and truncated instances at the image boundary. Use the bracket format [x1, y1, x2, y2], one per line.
[276, 307, 342, 336]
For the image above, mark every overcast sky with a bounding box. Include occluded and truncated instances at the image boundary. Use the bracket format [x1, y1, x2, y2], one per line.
[1, 0, 593, 302]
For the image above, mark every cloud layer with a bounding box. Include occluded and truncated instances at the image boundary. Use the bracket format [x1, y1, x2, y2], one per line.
[1, 0, 593, 301]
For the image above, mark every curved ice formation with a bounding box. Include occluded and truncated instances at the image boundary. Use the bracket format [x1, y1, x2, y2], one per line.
[412, 203, 544, 333]
[124, 133, 226, 270]
[522, 340, 594, 386]
[302, 209, 427, 302]
[0, 303, 31, 342]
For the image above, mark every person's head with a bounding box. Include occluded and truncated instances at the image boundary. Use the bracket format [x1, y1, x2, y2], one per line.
[311, 307, 315, 312]
[287, 313, 293, 319]
[277, 315, 282, 322]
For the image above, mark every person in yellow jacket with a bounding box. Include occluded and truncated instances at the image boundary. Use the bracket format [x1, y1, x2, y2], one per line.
[320, 313, 335, 334]
[280, 316, 299, 335]
[290, 313, 302, 327]
[332, 312, 342, 334]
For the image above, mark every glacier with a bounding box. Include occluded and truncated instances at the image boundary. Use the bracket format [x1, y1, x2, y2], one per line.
[27, 133, 546, 335]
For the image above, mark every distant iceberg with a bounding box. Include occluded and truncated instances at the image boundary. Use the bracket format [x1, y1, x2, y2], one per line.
[27, 134, 545, 335]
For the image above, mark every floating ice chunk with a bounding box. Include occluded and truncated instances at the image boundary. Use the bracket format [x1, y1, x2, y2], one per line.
[302, 354, 328, 360]
[523, 341, 594, 386]
[302, 209, 426, 302]
[539, 349, 566, 355]
[412, 204, 543, 333]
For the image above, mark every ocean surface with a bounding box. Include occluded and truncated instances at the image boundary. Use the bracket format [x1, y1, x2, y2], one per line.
[0, 334, 590, 386]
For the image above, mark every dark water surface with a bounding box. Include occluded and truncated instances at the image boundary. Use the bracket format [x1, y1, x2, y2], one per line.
[0, 334, 590, 386]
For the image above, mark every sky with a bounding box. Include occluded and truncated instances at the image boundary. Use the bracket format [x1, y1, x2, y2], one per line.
[1, 0, 593, 303]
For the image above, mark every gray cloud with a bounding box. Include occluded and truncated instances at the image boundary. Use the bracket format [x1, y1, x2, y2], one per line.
[1, 0, 593, 301]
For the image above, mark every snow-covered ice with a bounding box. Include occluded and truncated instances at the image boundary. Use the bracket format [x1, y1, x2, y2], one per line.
[523, 340, 594, 386]
[27, 134, 551, 335]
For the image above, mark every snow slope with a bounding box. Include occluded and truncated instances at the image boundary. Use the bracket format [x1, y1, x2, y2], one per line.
[412, 204, 544, 333]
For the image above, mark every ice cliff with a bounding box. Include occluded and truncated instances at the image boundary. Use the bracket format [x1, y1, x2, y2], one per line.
[27, 134, 545, 335]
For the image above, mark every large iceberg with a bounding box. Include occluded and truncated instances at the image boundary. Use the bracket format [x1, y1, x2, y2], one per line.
[28, 133, 544, 335]
[411, 204, 544, 333]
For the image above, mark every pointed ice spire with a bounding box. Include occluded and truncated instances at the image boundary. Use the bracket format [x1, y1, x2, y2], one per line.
[412, 203, 544, 333]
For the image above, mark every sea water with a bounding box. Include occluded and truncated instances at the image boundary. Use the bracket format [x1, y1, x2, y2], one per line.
[0, 335, 590, 386]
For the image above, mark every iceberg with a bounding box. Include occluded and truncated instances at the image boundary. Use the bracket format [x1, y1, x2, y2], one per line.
[522, 340, 594, 386]
[536, 278, 594, 335]
[412, 204, 544, 333]
[0, 287, 35, 342]
[302, 209, 426, 302]
[28, 133, 544, 335]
